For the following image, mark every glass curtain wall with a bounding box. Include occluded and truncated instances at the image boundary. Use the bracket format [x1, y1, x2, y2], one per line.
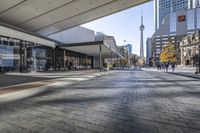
[65, 50, 92, 70]
[0, 36, 93, 72]
[0, 37, 20, 72]
[0, 36, 54, 72]
[33, 46, 54, 71]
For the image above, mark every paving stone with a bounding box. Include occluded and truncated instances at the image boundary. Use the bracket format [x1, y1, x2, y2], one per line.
[0, 71, 200, 133]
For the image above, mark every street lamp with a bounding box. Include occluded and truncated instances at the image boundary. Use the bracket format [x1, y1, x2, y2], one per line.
[198, 31, 200, 74]
[195, 31, 200, 74]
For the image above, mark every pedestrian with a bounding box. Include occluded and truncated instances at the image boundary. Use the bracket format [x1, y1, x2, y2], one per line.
[165, 62, 169, 72]
[156, 63, 160, 70]
[171, 62, 175, 72]
[161, 63, 165, 72]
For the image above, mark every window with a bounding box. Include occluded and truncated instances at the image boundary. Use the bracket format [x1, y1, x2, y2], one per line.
[162, 38, 168, 40]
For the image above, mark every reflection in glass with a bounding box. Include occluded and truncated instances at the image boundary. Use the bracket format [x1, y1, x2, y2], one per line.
[197, 8, 200, 28]
[170, 13, 176, 32]
[187, 10, 195, 30]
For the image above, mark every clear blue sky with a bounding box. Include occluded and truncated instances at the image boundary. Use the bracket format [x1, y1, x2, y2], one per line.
[82, 1, 154, 56]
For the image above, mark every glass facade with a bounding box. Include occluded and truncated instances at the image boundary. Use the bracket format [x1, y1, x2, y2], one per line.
[65, 50, 92, 70]
[170, 13, 176, 32]
[197, 8, 200, 28]
[155, 0, 188, 30]
[0, 45, 20, 71]
[0, 36, 93, 73]
[187, 10, 195, 30]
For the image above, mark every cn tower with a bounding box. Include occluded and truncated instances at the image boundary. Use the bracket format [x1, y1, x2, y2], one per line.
[139, 15, 145, 58]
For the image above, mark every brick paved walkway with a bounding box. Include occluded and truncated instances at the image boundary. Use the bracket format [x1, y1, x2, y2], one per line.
[0, 70, 200, 133]
[0, 70, 100, 88]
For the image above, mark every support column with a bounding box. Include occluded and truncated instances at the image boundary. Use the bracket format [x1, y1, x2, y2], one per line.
[117, 55, 119, 69]
[53, 48, 56, 71]
[85, 55, 87, 69]
[111, 52, 113, 69]
[64, 49, 66, 70]
[32, 44, 37, 71]
[91, 56, 94, 69]
[99, 44, 102, 72]
[198, 41, 200, 73]
[19, 41, 23, 72]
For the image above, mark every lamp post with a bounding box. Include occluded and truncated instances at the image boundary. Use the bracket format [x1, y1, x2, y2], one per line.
[195, 31, 200, 74]
[123, 40, 127, 69]
[198, 31, 200, 74]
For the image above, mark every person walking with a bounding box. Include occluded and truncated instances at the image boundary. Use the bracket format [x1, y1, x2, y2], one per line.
[156, 63, 161, 70]
[165, 62, 169, 72]
[171, 62, 175, 72]
[161, 63, 165, 72]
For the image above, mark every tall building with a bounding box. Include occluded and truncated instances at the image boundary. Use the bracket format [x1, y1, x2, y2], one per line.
[154, 0, 200, 31]
[121, 44, 132, 54]
[146, 38, 153, 65]
[153, 6, 200, 64]
[140, 15, 145, 58]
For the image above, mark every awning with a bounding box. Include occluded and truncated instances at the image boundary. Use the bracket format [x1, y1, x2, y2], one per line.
[58, 41, 123, 58]
[0, 25, 56, 47]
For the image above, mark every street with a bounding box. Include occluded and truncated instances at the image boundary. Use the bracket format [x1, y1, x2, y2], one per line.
[0, 70, 200, 133]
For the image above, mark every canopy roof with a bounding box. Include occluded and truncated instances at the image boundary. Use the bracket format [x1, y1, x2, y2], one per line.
[59, 41, 123, 58]
[0, 0, 149, 37]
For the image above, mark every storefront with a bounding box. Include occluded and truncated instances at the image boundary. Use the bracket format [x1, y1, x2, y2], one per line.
[0, 35, 94, 73]
[64, 49, 92, 70]
[0, 44, 20, 72]
[0, 36, 55, 72]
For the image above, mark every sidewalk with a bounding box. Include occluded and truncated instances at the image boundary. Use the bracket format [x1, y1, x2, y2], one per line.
[0, 69, 99, 88]
[142, 66, 200, 79]
[0, 70, 110, 95]
[168, 71, 200, 79]
[0, 69, 112, 104]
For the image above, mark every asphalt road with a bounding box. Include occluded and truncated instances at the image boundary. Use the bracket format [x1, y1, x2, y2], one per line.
[0, 70, 200, 133]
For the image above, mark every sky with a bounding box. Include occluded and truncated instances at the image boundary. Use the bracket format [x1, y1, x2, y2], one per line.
[82, 1, 154, 56]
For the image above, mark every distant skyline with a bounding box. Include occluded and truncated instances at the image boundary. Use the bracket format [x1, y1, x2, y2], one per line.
[82, 1, 154, 56]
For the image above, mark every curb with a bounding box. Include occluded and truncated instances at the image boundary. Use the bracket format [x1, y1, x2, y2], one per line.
[167, 72, 200, 80]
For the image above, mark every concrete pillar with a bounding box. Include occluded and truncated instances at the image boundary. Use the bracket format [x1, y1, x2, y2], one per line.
[19, 41, 23, 72]
[32, 44, 37, 71]
[53, 48, 56, 71]
[198, 41, 200, 73]
[111, 52, 113, 65]
[99, 44, 102, 72]
[63, 49, 66, 70]
[117, 55, 119, 69]
[91, 56, 94, 68]
[85, 55, 87, 69]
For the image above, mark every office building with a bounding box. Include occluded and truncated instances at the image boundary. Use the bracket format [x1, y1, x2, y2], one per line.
[153, 6, 200, 64]
[154, 0, 200, 31]
[120, 44, 132, 54]
[146, 38, 153, 65]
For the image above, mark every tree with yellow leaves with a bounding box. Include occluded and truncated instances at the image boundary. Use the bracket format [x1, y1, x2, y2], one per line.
[160, 42, 177, 63]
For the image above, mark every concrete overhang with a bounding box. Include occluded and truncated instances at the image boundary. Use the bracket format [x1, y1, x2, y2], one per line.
[0, 0, 150, 37]
[59, 41, 124, 58]
[0, 24, 56, 47]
